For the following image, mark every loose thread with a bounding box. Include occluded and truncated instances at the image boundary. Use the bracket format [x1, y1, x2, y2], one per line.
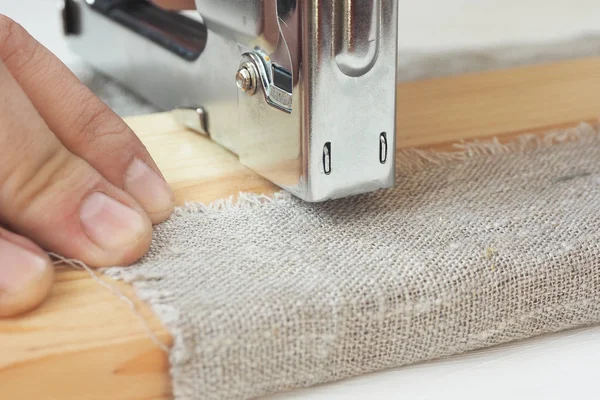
[50, 253, 170, 353]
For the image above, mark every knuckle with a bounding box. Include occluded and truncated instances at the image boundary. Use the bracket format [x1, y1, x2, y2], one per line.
[4, 145, 70, 215]
[77, 99, 113, 136]
[73, 95, 129, 144]
[69, 94, 140, 156]
[0, 15, 38, 69]
[2, 146, 94, 220]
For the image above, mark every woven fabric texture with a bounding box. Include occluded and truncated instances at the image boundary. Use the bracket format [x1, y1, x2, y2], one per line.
[106, 126, 600, 399]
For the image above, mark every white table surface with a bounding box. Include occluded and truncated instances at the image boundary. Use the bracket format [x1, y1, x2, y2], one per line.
[3, 1, 600, 399]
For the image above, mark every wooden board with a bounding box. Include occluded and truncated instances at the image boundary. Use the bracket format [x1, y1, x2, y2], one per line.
[2, 57, 600, 400]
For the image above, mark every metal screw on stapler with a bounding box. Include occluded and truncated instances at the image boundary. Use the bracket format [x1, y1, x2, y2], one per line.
[236, 63, 257, 96]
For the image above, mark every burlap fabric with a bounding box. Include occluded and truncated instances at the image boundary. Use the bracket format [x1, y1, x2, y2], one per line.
[106, 125, 600, 399]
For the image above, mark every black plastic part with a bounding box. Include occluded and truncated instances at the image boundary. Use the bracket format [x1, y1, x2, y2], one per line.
[89, 0, 207, 61]
[272, 64, 293, 93]
[277, 0, 297, 16]
[62, 0, 81, 35]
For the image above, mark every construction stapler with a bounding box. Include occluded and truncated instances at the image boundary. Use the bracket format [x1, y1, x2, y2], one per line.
[60, 0, 399, 202]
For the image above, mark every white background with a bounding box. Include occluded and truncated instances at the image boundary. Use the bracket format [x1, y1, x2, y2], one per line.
[2, 1, 600, 399]
[4, 1, 600, 62]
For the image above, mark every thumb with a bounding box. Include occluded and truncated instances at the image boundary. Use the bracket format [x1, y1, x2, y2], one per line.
[0, 61, 152, 267]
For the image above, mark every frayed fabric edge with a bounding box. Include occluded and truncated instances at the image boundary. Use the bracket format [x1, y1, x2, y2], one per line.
[396, 122, 599, 173]
[173, 191, 294, 216]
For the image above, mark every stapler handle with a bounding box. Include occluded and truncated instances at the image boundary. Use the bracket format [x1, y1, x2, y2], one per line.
[71, 0, 207, 61]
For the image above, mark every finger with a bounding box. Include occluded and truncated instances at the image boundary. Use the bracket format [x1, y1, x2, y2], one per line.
[0, 60, 152, 267]
[0, 228, 53, 317]
[152, 0, 196, 10]
[0, 16, 174, 224]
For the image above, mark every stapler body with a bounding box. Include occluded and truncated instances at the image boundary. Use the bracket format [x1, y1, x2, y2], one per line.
[60, 0, 399, 202]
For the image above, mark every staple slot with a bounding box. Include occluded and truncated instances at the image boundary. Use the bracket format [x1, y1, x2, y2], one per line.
[323, 143, 332, 175]
[379, 132, 388, 164]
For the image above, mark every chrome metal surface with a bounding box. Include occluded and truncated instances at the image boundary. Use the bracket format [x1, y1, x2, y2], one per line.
[301, 0, 398, 200]
[335, 0, 381, 77]
[63, 0, 398, 202]
[194, 0, 263, 41]
[195, 0, 299, 83]
[173, 107, 208, 135]
[235, 65, 256, 95]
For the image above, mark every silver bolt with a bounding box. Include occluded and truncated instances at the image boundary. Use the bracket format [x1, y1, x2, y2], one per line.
[236, 63, 257, 96]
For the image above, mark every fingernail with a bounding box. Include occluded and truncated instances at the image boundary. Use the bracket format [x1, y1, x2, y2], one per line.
[80, 192, 150, 250]
[124, 159, 174, 219]
[0, 237, 49, 294]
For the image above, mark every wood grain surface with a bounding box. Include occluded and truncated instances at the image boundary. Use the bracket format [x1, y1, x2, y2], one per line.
[2, 57, 600, 400]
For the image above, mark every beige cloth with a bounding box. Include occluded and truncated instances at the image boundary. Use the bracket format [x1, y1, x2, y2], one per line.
[106, 125, 600, 399]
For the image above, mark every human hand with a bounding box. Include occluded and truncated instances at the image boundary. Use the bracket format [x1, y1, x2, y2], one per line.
[0, 2, 193, 317]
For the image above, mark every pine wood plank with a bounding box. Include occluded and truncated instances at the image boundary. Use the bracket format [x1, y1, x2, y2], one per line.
[2, 57, 600, 399]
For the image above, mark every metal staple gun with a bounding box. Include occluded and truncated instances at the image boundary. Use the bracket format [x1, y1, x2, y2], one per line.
[60, 0, 399, 201]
